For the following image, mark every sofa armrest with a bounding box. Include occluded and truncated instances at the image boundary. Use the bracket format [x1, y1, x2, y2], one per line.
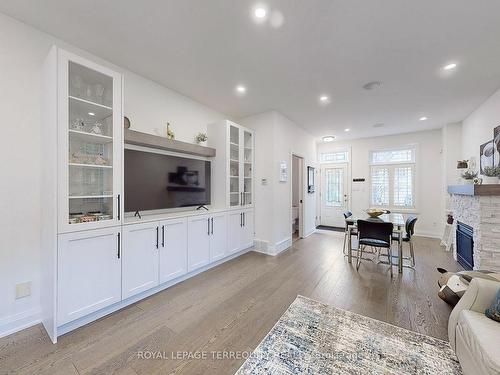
[448, 278, 500, 351]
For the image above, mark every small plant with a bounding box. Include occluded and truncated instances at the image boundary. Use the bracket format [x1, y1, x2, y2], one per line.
[461, 170, 478, 180]
[483, 166, 500, 177]
[195, 132, 208, 144]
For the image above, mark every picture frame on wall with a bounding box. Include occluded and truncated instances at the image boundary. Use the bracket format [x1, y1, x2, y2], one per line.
[480, 140, 495, 174]
[494, 125, 500, 167]
[307, 166, 315, 193]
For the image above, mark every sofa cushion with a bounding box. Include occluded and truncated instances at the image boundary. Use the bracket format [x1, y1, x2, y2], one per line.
[457, 310, 500, 373]
[485, 288, 500, 322]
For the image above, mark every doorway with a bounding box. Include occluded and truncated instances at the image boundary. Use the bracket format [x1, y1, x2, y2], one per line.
[320, 163, 348, 228]
[291, 154, 304, 241]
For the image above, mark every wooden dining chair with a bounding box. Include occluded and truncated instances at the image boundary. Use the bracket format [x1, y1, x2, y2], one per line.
[356, 220, 394, 277]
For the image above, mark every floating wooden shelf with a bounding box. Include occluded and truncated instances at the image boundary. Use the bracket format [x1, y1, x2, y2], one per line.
[124, 129, 216, 157]
[448, 184, 500, 196]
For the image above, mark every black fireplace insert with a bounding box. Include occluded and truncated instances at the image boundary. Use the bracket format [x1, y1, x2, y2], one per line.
[456, 222, 474, 270]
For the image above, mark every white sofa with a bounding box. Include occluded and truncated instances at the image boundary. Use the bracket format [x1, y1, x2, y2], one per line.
[448, 278, 500, 375]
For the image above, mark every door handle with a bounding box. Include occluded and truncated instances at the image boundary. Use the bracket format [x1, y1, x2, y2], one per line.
[207, 218, 210, 235]
[117, 232, 121, 259]
[211, 217, 214, 234]
[162, 225, 165, 247]
[117, 194, 121, 220]
[156, 226, 159, 249]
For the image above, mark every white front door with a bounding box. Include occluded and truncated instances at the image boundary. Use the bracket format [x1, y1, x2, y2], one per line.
[320, 164, 348, 227]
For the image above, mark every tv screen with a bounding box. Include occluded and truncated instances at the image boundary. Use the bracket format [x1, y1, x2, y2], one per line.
[124, 149, 211, 212]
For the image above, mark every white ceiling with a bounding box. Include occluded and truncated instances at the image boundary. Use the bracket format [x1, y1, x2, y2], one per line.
[2, 0, 500, 140]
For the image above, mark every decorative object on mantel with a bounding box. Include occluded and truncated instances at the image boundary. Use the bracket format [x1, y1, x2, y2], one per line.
[279, 161, 287, 182]
[307, 166, 315, 193]
[482, 165, 500, 184]
[194, 132, 207, 145]
[494, 125, 500, 167]
[166, 122, 175, 140]
[457, 160, 468, 169]
[461, 170, 478, 184]
[473, 177, 482, 185]
[447, 214, 454, 225]
[124, 116, 130, 129]
[236, 296, 462, 375]
[480, 140, 495, 174]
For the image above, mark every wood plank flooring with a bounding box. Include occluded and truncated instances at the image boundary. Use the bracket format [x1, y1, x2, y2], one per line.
[0, 230, 461, 375]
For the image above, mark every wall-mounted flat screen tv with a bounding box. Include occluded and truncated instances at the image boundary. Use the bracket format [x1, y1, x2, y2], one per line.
[124, 149, 211, 212]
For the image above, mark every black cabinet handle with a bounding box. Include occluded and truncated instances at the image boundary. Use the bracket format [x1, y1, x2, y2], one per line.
[117, 194, 121, 220]
[211, 217, 214, 234]
[240, 213, 243, 227]
[243, 212, 245, 227]
[162, 225, 165, 247]
[207, 218, 210, 235]
[241, 192, 243, 206]
[156, 226, 159, 249]
[117, 232, 121, 259]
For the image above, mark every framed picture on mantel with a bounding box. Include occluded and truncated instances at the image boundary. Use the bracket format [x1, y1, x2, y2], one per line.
[494, 125, 500, 167]
[480, 140, 495, 174]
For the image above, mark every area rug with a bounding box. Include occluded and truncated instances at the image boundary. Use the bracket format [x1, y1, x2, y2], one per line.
[236, 296, 462, 374]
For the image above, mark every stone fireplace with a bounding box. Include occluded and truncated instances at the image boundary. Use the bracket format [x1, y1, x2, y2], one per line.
[448, 184, 500, 272]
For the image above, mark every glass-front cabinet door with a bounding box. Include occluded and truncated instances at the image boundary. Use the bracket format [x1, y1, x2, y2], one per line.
[58, 51, 122, 232]
[243, 130, 253, 206]
[227, 122, 253, 208]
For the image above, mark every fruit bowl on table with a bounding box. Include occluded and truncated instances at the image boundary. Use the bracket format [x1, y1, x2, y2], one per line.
[365, 208, 387, 218]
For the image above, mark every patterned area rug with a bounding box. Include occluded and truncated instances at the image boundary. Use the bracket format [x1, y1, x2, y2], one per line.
[236, 296, 462, 374]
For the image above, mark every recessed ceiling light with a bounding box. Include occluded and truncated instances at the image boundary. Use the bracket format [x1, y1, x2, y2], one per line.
[344, 128, 350, 132]
[319, 95, 329, 102]
[254, 7, 267, 18]
[363, 81, 382, 90]
[373, 123, 384, 128]
[235, 85, 246, 95]
[419, 116, 428, 121]
[322, 135, 335, 142]
[88, 112, 95, 116]
[443, 63, 457, 71]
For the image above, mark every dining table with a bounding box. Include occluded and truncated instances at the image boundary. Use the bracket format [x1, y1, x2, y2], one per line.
[345, 213, 407, 273]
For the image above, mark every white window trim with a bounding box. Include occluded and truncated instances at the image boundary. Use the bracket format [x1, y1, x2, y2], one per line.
[369, 144, 419, 213]
[320, 150, 349, 164]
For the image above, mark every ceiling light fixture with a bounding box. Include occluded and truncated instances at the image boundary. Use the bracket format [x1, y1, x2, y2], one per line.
[88, 112, 95, 116]
[322, 135, 335, 142]
[443, 63, 457, 71]
[344, 128, 350, 132]
[363, 81, 382, 90]
[419, 116, 428, 121]
[254, 7, 267, 18]
[235, 85, 246, 95]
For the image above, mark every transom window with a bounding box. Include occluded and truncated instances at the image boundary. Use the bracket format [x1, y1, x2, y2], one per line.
[320, 151, 348, 163]
[370, 147, 415, 209]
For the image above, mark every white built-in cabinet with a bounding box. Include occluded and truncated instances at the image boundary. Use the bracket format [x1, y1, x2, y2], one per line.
[208, 120, 254, 209]
[228, 208, 254, 254]
[159, 218, 188, 283]
[187, 212, 228, 271]
[57, 227, 121, 326]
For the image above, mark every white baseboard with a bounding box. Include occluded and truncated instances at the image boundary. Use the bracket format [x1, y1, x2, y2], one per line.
[414, 230, 442, 239]
[303, 228, 316, 238]
[0, 307, 42, 339]
[253, 237, 292, 256]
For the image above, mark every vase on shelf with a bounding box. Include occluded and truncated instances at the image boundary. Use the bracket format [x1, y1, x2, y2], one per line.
[481, 175, 499, 184]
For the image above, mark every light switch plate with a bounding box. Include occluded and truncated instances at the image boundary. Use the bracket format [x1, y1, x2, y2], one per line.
[15, 281, 31, 299]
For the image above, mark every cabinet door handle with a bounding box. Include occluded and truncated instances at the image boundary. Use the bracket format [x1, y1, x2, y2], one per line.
[156, 226, 159, 249]
[117, 232, 121, 259]
[241, 192, 243, 206]
[162, 225, 165, 247]
[207, 218, 210, 235]
[240, 213, 243, 227]
[243, 212, 245, 227]
[211, 218, 214, 234]
[117, 194, 121, 220]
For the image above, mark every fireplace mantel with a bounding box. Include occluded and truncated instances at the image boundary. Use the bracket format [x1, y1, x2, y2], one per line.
[448, 184, 500, 196]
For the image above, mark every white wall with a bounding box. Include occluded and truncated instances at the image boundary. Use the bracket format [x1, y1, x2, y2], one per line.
[441, 123, 463, 211]
[462, 87, 500, 172]
[0, 12, 227, 337]
[240, 111, 317, 254]
[317, 129, 444, 237]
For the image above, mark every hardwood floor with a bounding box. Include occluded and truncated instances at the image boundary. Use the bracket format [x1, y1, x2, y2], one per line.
[0, 230, 461, 375]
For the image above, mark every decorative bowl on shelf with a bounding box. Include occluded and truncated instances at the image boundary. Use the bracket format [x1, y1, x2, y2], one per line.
[365, 208, 386, 218]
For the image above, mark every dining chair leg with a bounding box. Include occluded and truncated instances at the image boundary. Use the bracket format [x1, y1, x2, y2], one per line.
[409, 239, 415, 267]
[342, 232, 347, 255]
[398, 238, 403, 273]
[387, 246, 393, 278]
[356, 245, 364, 270]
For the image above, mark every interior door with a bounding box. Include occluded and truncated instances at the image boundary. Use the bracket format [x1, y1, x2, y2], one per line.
[320, 164, 348, 227]
[159, 218, 188, 283]
[57, 227, 121, 325]
[187, 215, 210, 271]
[209, 212, 228, 262]
[122, 222, 159, 299]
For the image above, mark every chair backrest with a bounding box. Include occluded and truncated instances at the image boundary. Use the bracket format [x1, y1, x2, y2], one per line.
[405, 216, 418, 238]
[357, 220, 394, 243]
[343, 211, 353, 219]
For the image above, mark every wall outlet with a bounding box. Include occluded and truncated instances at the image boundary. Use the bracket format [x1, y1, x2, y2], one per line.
[15, 281, 31, 299]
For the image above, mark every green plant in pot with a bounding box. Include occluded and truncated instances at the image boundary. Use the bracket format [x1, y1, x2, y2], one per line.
[461, 170, 478, 184]
[482, 166, 500, 184]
